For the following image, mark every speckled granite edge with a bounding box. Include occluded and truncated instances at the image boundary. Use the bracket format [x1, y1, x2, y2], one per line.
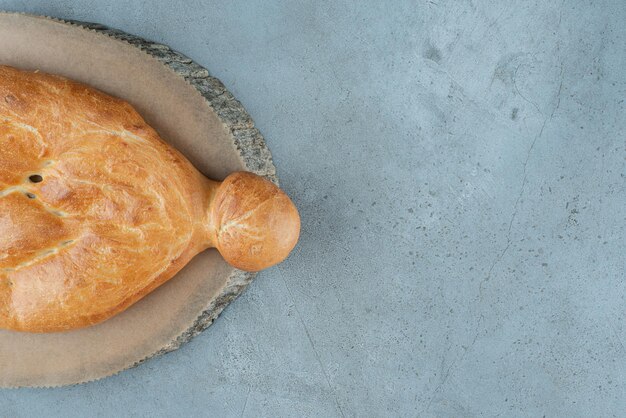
[12, 16, 274, 386]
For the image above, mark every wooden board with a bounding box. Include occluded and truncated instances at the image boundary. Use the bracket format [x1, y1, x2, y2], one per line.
[0, 12, 276, 388]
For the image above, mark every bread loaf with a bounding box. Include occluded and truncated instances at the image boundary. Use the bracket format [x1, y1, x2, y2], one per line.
[0, 65, 300, 333]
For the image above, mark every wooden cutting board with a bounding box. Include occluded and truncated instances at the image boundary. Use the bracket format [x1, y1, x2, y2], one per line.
[0, 12, 276, 388]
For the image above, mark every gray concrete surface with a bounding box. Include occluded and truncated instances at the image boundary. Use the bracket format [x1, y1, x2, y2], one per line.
[0, 0, 625, 416]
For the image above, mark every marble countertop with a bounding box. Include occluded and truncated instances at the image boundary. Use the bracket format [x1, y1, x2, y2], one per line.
[0, 1, 624, 416]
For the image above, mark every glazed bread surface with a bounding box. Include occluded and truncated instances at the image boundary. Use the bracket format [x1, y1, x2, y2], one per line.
[0, 66, 300, 332]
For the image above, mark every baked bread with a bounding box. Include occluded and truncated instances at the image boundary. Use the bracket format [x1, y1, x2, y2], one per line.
[0, 65, 300, 333]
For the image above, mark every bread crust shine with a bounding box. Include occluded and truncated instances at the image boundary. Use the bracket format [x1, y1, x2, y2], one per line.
[0, 65, 300, 333]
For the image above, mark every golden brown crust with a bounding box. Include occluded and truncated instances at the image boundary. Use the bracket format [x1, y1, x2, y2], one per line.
[0, 66, 300, 333]
[211, 172, 300, 272]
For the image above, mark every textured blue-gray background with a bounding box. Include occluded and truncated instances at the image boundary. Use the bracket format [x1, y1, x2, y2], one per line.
[1, 1, 625, 417]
